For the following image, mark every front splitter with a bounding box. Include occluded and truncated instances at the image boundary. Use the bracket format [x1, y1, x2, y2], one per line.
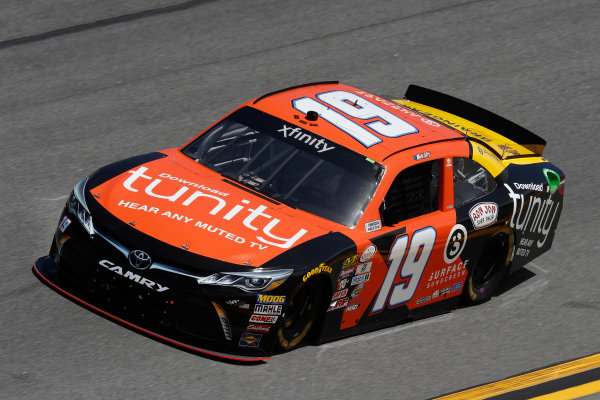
[33, 256, 270, 362]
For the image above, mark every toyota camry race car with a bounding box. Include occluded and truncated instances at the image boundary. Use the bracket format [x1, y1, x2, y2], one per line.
[34, 82, 565, 361]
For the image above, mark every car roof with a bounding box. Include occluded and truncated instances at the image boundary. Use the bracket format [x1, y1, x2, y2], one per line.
[248, 82, 465, 163]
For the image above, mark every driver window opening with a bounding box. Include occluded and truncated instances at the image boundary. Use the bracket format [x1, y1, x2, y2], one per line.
[380, 160, 440, 226]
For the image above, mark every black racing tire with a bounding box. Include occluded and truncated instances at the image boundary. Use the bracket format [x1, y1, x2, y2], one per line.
[462, 230, 514, 305]
[276, 278, 323, 352]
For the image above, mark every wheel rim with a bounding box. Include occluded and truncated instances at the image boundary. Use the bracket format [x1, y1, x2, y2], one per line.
[278, 281, 320, 350]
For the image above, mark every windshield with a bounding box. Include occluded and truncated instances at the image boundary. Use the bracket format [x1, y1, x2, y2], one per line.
[182, 107, 383, 227]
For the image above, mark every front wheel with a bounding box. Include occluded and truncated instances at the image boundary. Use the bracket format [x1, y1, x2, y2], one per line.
[463, 230, 513, 304]
[276, 279, 323, 351]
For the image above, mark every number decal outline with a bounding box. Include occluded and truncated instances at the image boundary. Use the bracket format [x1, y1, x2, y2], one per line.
[292, 96, 382, 147]
[292, 90, 418, 148]
[371, 226, 436, 314]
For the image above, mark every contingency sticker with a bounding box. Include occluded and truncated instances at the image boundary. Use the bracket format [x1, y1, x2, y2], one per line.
[239, 333, 262, 347]
[359, 245, 377, 262]
[469, 202, 498, 229]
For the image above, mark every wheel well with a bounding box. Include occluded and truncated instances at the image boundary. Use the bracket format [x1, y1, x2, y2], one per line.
[308, 275, 332, 343]
[467, 227, 514, 273]
[492, 227, 515, 268]
[463, 227, 515, 304]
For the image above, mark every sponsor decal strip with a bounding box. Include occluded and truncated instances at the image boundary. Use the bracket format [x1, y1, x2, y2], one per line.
[338, 267, 355, 279]
[331, 289, 348, 301]
[256, 294, 286, 304]
[246, 324, 271, 333]
[239, 332, 262, 347]
[253, 304, 283, 315]
[351, 272, 370, 286]
[249, 314, 278, 324]
[327, 297, 349, 312]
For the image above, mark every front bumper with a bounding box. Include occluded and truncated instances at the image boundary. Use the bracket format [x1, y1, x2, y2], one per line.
[32, 209, 280, 362]
[33, 257, 268, 361]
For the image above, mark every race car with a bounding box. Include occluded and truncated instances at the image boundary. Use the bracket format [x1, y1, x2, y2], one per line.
[34, 82, 565, 361]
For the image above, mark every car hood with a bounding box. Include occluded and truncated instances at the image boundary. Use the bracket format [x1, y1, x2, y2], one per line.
[88, 151, 330, 266]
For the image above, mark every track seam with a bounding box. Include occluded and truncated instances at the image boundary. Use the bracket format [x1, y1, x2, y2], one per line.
[0, 0, 491, 115]
[0, 0, 215, 50]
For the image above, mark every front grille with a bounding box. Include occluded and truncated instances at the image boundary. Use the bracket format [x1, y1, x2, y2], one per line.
[57, 253, 228, 341]
[87, 264, 175, 327]
[54, 223, 235, 343]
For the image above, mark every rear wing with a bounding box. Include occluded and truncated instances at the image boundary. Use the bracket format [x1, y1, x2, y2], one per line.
[404, 85, 546, 157]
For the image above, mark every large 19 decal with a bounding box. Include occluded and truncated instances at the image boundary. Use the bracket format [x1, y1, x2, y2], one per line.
[372, 227, 436, 313]
[292, 90, 418, 147]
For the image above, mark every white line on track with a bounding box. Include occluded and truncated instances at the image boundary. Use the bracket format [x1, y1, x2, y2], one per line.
[528, 262, 548, 274]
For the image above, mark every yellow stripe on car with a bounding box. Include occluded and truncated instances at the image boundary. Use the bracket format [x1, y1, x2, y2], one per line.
[392, 99, 546, 176]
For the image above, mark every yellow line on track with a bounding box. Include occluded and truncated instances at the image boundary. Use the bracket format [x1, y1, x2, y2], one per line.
[528, 379, 600, 400]
[434, 353, 600, 400]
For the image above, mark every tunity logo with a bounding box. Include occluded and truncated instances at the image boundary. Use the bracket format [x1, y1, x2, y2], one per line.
[505, 184, 560, 248]
[122, 166, 308, 249]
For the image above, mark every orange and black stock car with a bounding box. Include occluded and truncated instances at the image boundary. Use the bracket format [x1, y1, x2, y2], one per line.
[34, 82, 565, 361]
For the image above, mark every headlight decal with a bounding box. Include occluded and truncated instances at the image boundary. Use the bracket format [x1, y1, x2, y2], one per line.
[67, 178, 94, 234]
[196, 269, 293, 292]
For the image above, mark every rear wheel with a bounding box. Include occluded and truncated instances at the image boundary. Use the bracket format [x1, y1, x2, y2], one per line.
[463, 230, 513, 304]
[276, 279, 323, 351]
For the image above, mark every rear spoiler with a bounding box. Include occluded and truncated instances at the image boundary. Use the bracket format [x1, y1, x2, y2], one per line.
[404, 85, 546, 156]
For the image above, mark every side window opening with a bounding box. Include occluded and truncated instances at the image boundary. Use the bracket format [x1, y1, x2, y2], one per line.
[380, 160, 440, 226]
[453, 157, 496, 207]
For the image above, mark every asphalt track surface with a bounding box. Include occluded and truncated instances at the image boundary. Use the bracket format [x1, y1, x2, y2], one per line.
[1, 1, 599, 399]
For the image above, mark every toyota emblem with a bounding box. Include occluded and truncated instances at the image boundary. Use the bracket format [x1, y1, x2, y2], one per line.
[128, 250, 152, 270]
